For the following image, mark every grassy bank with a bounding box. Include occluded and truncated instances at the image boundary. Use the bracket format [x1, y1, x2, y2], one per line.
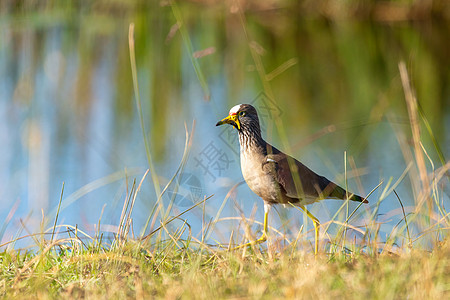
[1, 232, 449, 299]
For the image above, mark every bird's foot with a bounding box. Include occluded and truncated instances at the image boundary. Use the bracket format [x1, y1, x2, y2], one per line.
[230, 233, 267, 251]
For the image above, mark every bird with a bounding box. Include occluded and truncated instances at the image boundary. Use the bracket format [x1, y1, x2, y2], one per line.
[216, 104, 368, 254]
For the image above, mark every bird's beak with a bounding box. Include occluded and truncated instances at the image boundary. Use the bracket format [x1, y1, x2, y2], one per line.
[216, 114, 241, 130]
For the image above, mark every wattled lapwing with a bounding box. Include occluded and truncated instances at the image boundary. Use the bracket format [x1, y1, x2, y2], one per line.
[216, 104, 367, 254]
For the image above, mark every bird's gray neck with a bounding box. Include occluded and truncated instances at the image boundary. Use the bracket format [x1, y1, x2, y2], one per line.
[238, 127, 265, 153]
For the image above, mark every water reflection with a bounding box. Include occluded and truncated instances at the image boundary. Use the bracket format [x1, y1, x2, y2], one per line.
[0, 1, 448, 248]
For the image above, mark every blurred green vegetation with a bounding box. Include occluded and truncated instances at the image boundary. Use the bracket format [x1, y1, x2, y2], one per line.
[1, 0, 448, 163]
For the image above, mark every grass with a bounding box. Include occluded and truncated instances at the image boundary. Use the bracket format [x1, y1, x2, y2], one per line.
[0, 223, 449, 299]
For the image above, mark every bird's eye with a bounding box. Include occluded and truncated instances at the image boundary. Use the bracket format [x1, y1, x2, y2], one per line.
[239, 111, 246, 117]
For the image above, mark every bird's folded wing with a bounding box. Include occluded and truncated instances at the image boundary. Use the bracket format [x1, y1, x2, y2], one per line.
[263, 153, 352, 201]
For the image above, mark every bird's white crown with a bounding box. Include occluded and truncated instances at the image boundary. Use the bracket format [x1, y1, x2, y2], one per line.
[229, 104, 243, 115]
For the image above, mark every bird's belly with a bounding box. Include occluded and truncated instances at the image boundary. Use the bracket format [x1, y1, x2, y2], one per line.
[244, 172, 280, 202]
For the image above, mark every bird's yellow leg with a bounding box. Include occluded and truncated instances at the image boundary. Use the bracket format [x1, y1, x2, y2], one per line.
[231, 204, 270, 250]
[300, 206, 320, 255]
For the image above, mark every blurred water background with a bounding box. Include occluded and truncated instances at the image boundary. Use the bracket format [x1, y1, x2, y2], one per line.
[0, 0, 449, 249]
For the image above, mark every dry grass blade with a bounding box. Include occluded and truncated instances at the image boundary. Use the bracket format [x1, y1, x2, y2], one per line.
[129, 23, 161, 201]
[170, 0, 210, 99]
[46, 169, 141, 224]
[399, 61, 430, 208]
[0, 198, 20, 242]
[205, 181, 245, 243]
[393, 189, 412, 248]
[51, 182, 64, 244]
[141, 121, 196, 238]
[141, 194, 213, 241]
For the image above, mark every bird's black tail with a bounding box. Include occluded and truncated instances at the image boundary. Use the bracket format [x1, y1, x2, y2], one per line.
[349, 194, 368, 203]
[329, 184, 368, 203]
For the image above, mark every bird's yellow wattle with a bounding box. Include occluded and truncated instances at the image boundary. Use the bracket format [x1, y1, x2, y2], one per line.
[216, 114, 241, 130]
